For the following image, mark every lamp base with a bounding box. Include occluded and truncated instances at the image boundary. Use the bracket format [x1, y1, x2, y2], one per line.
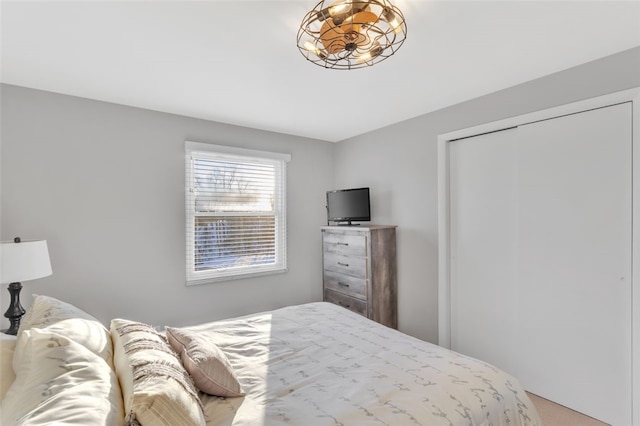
[3, 282, 25, 335]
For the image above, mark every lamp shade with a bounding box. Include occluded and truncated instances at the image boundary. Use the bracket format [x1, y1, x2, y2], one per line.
[0, 240, 52, 284]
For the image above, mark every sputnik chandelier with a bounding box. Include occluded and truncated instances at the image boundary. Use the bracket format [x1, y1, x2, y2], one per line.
[297, 0, 407, 70]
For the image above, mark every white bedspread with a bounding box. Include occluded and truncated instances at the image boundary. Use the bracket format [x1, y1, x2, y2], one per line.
[186, 302, 541, 426]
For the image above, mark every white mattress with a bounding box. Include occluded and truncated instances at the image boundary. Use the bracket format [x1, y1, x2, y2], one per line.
[186, 302, 541, 425]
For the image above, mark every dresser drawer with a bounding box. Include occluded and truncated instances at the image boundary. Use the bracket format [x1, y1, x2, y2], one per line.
[324, 270, 367, 300]
[324, 253, 367, 279]
[324, 289, 367, 317]
[323, 233, 367, 257]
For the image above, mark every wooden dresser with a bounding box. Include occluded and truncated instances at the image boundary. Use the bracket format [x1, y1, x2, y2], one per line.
[322, 225, 397, 328]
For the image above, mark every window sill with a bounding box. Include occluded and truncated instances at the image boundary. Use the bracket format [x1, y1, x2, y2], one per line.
[186, 267, 288, 286]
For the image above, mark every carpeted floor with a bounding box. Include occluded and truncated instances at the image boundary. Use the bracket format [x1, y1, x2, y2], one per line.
[527, 392, 609, 426]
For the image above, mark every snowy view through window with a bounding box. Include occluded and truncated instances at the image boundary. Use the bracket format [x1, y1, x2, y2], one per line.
[193, 157, 276, 272]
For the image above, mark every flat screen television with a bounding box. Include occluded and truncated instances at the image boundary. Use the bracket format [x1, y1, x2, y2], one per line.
[326, 187, 371, 225]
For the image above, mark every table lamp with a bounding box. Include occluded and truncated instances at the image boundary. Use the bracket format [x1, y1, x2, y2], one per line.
[0, 237, 52, 335]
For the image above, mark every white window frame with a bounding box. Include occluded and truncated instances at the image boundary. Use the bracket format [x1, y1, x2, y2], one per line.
[185, 141, 290, 285]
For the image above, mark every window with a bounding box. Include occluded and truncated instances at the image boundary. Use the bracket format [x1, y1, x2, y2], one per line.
[185, 141, 290, 284]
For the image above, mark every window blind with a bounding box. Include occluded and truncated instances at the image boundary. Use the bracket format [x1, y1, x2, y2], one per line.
[185, 142, 290, 284]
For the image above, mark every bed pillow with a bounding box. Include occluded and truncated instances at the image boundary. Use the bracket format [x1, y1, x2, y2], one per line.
[166, 326, 244, 397]
[0, 334, 17, 401]
[16, 294, 113, 367]
[0, 328, 124, 425]
[111, 319, 206, 426]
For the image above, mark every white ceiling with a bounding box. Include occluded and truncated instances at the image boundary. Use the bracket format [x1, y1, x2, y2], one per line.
[1, 1, 639, 142]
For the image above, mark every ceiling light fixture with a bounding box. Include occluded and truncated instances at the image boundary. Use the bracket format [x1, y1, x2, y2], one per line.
[297, 0, 407, 70]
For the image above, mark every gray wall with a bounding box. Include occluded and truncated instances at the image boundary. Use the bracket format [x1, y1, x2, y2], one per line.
[0, 85, 334, 328]
[2, 47, 639, 341]
[334, 46, 640, 343]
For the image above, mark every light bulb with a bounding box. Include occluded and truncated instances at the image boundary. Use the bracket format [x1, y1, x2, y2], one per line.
[303, 41, 327, 59]
[329, 1, 352, 16]
[356, 51, 372, 63]
[355, 42, 382, 63]
[383, 8, 404, 34]
[389, 17, 404, 34]
[317, 1, 352, 23]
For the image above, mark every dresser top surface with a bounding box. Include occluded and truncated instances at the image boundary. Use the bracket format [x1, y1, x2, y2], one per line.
[322, 225, 397, 231]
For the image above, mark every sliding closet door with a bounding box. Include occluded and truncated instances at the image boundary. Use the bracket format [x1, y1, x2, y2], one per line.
[448, 102, 632, 425]
[516, 103, 632, 425]
[448, 128, 520, 376]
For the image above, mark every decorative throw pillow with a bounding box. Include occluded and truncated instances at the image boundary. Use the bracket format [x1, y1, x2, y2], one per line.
[1, 329, 124, 425]
[16, 294, 113, 367]
[111, 319, 206, 426]
[165, 326, 244, 397]
[0, 334, 17, 401]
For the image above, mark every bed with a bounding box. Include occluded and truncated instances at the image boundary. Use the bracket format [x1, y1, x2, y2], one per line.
[0, 295, 541, 425]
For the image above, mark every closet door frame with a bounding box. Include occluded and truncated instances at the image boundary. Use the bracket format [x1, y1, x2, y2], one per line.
[437, 86, 640, 424]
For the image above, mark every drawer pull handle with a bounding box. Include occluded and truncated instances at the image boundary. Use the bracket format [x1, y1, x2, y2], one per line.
[337, 262, 349, 267]
[340, 302, 351, 308]
[338, 242, 349, 246]
[338, 282, 349, 287]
